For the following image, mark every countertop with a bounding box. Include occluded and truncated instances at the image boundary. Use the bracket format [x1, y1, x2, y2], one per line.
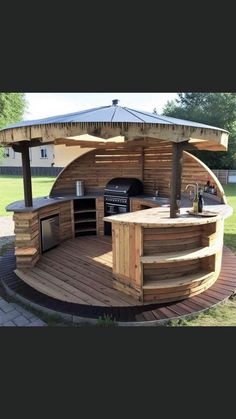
[5, 191, 224, 213]
[6, 192, 103, 213]
[103, 205, 233, 227]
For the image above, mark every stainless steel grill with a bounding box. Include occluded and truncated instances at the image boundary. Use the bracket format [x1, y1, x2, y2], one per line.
[104, 178, 143, 235]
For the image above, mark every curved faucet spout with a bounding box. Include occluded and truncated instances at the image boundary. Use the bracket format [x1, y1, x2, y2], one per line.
[185, 183, 199, 200]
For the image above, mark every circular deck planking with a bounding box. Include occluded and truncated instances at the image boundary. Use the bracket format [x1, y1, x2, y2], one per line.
[1, 243, 236, 325]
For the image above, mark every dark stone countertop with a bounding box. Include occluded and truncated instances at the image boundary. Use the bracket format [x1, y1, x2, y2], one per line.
[6, 192, 104, 213]
[6, 191, 223, 213]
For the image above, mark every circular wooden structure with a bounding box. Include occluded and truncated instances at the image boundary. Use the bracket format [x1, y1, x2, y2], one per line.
[0, 101, 233, 311]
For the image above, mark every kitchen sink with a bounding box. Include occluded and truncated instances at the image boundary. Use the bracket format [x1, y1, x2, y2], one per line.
[44, 196, 65, 200]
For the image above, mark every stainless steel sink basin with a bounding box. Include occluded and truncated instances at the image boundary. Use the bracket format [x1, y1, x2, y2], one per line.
[44, 196, 65, 200]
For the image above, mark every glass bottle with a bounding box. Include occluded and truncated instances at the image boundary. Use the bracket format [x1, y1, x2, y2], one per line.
[198, 188, 204, 213]
[193, 191, 199, 213]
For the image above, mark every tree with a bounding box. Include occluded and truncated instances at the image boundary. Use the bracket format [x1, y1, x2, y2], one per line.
[0, 93, 27, 129]
[162, 93, 236, 169]
[0, 93, 27, 162]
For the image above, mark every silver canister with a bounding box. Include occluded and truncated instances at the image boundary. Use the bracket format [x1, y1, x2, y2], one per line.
[76, 180, 85, 196]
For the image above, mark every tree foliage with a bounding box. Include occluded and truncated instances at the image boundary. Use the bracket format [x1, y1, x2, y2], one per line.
[0, 93, 27, 129]
[0, 93, 27, 162]
[162, 93, 236, 169]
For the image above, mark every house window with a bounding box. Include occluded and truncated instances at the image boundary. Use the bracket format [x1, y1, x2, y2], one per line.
[4, 147, 10, 158]
[40, 147, 48, 159]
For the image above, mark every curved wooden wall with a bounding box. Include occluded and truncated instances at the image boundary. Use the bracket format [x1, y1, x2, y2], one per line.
[50, 144, 226, 203]
[182, 152, 227, 204]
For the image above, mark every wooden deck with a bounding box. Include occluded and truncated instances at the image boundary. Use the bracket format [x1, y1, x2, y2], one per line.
[1, 242, 236, 324]
[15, 236, 142, 307]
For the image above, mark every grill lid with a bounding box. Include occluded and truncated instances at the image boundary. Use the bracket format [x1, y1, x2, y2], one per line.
[104, 178, 143, 197]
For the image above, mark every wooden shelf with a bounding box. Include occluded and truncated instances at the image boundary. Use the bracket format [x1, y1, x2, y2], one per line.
[73, 198, 97, 237]
[74, 218, 96, 224]
[143, 270, 213, 290]
[74, 209, 96, 214]
[75, 227, 97, 233]
[140, 244, 222, 264]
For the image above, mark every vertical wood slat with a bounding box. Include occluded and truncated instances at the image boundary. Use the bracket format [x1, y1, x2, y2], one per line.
[112, 223, 143, 300]
[129, 224, 136, 281]
[134, 225, 142, 289]
[96, 197, 104, 236]
[124, 224, 130, 278]
[119, 224, 125, 276]
[112, 224, 117, 273]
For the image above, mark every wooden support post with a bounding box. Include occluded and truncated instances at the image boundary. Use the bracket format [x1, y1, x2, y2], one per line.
[21, 142, 33, 207]
[170, 142, 185, 218]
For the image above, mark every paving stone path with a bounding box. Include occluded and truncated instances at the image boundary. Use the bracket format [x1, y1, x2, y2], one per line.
[0, 297, 46, 326]
[0, 216, 47, 327]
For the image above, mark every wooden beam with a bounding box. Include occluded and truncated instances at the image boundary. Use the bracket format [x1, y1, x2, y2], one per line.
[21, 142, 33, 207]
[170, 142, 187, 218]
[12, 139, 53, 151]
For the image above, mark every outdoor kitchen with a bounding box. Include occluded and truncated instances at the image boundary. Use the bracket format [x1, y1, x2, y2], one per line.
[0, 101, 233, 316]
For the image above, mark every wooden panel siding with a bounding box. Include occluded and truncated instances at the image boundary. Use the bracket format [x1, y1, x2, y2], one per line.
[143, 225, 203, 255]
[14, 201, 73, 268]
[112, 223, 143, 300]
[96, 196, 105, 236]
[143, 144, 172, 196]
[50, 144, 225, 203]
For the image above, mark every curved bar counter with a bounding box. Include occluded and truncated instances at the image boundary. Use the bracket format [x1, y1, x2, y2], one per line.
[104, 205, 232, 303]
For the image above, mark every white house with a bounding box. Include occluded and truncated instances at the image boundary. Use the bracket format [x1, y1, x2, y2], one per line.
[1, 143, 91, 168]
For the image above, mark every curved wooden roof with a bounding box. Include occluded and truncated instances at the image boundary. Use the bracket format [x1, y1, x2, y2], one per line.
[0, 102, 229, 151]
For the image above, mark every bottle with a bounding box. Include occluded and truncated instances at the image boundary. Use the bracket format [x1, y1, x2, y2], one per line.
[193, 191, 199, 213]
[198, 188, 204, 213]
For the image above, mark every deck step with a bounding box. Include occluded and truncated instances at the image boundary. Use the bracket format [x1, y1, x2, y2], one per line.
[143, 271, 213, 290]
[140, 245, 222, 264]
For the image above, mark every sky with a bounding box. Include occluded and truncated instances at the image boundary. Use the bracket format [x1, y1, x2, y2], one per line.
[24, 93, 179, 120]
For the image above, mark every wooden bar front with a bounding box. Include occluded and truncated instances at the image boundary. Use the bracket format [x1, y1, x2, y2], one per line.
[106, 206, 232, 303]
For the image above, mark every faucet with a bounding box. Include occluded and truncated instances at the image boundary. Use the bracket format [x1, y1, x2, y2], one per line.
[185, 183, 199, 200]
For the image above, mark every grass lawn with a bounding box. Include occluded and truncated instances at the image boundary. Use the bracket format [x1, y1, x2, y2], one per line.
[0, 175, 56, 216]
[222, 184, 236, 254]
[169, 295, 236, 327]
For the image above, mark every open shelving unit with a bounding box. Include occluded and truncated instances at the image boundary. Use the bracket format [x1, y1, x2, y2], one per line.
[73, 199, 97, 237]
[140, 221, 222, 303]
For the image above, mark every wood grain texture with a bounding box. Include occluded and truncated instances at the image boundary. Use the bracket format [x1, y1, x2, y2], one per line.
[110, 217, 225, 303]
[14, 236, 142, 307]
[49, 144, 225, 203]
[4, 245, 236, 323]
[14, 200, 74, 268]
[112, 224, 143, 300]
